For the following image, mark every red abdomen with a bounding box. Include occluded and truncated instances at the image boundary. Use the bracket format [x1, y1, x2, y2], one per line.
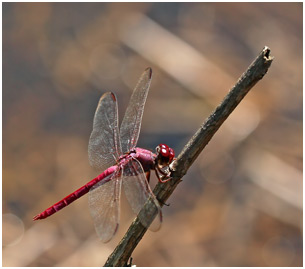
[33, 165, 117, 220]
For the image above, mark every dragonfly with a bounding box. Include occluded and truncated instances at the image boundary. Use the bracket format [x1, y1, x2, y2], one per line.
[33, 68, 175, 242]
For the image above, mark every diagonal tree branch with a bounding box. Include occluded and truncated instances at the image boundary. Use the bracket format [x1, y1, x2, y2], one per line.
[104, 46, 274, 267]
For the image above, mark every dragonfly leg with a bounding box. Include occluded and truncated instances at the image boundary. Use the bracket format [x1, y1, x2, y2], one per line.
[155, 165, 172, 183]
[145, 171, 151, 183]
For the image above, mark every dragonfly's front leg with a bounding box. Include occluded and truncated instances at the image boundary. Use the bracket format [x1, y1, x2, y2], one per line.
[153, 169, 171, 206]
[154, 165, 172, 183]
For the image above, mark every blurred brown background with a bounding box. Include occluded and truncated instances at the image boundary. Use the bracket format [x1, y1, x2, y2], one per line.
[3, 2, 302, 267]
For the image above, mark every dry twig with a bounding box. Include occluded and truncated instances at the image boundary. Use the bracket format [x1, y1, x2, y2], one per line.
[104, 46, 273, 267]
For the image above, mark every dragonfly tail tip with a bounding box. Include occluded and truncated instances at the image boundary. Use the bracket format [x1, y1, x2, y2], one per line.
[33, 214, 41, 221]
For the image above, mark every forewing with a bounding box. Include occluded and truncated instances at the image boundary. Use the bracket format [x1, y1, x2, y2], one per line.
[88, 169, 122, 243]
[120, 68, 152, 153]
[88, 92, 122, 172]
[123, 158, 162, 231]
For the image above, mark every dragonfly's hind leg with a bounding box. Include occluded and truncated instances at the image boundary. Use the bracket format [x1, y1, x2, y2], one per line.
[146, 170, 170, 207]
[145, 171, 151, 183]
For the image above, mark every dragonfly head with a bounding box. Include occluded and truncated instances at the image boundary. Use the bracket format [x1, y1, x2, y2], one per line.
[155, 144, 175, 167]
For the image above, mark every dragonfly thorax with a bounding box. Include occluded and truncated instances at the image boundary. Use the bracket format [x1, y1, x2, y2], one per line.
[117, 149, 136, 163]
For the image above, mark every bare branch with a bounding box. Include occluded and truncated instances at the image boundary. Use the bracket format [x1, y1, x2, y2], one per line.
[104, 46, 274, 267]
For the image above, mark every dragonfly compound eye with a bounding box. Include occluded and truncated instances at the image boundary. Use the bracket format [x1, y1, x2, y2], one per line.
[156, 144, 175, 165]
[158, 144, 169, 156]
[168, 148, 175, 163]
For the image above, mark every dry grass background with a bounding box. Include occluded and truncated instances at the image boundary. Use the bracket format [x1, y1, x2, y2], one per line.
[3, 2, 302, 266]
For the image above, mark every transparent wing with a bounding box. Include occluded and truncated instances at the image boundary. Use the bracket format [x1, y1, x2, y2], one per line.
[120, 68, 152, 153]
[88, 169, 122, 243]
[88, 92, 122, 172]
[123, 158, 162, 231]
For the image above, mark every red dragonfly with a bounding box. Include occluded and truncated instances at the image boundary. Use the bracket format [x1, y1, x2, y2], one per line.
[33, 68, 175, 242]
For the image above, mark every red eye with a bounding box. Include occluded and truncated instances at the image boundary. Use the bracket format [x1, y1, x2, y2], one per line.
[158, 144, 169, 156]
[168, 148, 175, 163]
[156, 144, 175, 164]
